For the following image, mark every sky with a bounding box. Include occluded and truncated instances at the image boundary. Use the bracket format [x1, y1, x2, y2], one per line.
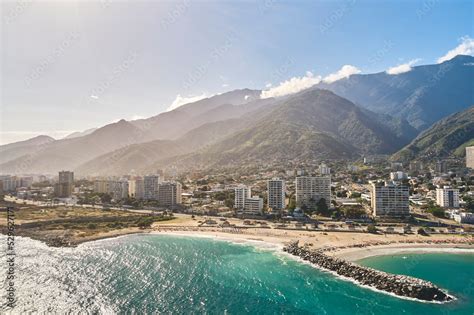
[1, 0, 473, 144]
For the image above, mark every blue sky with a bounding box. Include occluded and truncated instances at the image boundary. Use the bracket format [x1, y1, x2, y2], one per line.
[1, 0, 473, 144]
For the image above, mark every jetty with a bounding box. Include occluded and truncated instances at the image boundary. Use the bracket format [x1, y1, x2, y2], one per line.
[283, 241, 452, 302]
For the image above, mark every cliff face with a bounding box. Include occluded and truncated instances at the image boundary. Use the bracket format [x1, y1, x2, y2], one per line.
[283, 241, 452, 302]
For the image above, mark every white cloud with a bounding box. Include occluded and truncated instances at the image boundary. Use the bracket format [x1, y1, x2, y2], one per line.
[386, 58, 421, 75]
[130, 115, 145, 121]
[260, 71, 322, 99]
[437, 36, 474, 63]
[167, 93, 208, 111]
[265, 82, 272, 88]
[222, 83, 229, 88]
[323, 65, 361, 83]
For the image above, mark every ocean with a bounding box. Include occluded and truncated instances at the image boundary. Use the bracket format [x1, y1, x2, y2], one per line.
[1, 234, 473, 314]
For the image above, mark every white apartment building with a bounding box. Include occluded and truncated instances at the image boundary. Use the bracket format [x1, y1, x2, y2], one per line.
[243, 197, 263, 215]
[436, 186, 459, 208]
[94, 180, 109, 194]
[466, 146, 474, 169]
[370, 182, 409, 217]
[267, 178, 285, 211]
[390, 171, 407, 181]
[295, 176, 331, 208]
[108, 179, 129, 200]
[144, 175, 160, 200]
[158, 182, 182, 207]
[128, 178, 145, 199]
[235, 185, 251, 210]
[319, 163, 331, 175]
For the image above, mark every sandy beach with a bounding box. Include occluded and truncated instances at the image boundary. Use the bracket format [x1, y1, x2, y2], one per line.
[151, 223, 474, 262]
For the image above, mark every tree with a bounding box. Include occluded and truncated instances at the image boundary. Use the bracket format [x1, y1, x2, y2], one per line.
[343, 206, 366, 219]
[287, 195, 296, 211]
[367, 224, 377, 234]
[316, 198, 330, 216]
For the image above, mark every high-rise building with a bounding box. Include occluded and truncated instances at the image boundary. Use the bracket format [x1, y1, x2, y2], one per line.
[390, 171, 407, 181]
[129, 177, 144, 199]
[370, 182, 409, 217]
[267, 178, 285, 211]
[466, 146, 474, 169]
[409, 161, 424, 172]
[295, 176, 331, 208]
[144, 175, 160, 200]
[319, 163, 331, 175]
[158, 182, 182, 207]
[94, 180, 109, 194]
[436, 186, 459, 208]
[0, 175, 17, 192]
[435, 160, 447, 174]
[243, 197, 263, 215]
[108, 179, 129, 200]
[234, 185, 251, 210]
[55, 171, 74, 197]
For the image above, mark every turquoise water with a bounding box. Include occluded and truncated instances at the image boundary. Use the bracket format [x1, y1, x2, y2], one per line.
[0, 234, 473, 314]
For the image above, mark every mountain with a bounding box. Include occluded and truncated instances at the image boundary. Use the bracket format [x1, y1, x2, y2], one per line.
[0, 90, 265, 174]
[0, 120, 144, 174]
[169, 89, 413, 169]
[63, 128, 98, 139]
[130, 89, 262, 141]
[0, 135, 55, 166]
[317, 55, 474, 130]
[391, 106, 474, 162]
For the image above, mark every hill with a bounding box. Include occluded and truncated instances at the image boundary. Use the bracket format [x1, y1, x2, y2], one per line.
[391, 106, 474, 162]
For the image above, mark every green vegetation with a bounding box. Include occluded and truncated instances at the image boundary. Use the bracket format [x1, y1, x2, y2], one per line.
[367, 224, 377, 234]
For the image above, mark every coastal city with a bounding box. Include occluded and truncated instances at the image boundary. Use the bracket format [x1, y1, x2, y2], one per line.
[1, 1, 473, 313]
[2, 146, 474, 238]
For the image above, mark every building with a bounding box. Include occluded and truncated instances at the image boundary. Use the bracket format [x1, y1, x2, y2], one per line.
[390, 171, 407, 181]
[370, 181, 409, 217]
[453, 212, 474, 224]
[19, 176, 33, 188]
[435, 160, 447, 174]
[235, 185, 251, 210]
[466, 146, 474, 169]
[144, 175, 160, 200]
[0, 175, 18, 192]
[54, 171, 74, 198]
[295, 176, 331, 208]
[267, 178, 285, 211]
[108, 179, 129, 200]
[436, 186, 459, 208]
[158, 182, 182, 207]
[243, 197, 263, 215]
[409, 161, 424, 172]
[129, 177, 144, 199]
[94, 180, 109, 194]
[319, 163, 331, 175]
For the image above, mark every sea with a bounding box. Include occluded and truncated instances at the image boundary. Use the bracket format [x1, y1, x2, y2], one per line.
[0, 234, 473, 314]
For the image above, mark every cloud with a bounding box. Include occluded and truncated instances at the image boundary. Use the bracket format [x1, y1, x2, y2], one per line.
[323, 65, 361, 83]
[265, 83, 272, 88]
[167, 93, 208, 111]
[437, 36, 474, 63]
[386, 58, 421, 75]
[222, 83, 229, 88]
[260, 71, 322, 99]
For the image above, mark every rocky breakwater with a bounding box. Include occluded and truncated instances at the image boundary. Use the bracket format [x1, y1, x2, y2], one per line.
[283, 241, 453, 302]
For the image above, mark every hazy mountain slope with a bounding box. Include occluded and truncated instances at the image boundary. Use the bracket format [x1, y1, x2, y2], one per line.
[130, 89, 261, 141]
[0, 120, 144, 174]
[63, 128, 98, 139]
[0, 135, 55, 166]
[391, 106, 474, 161]
[74, 118, 248, 176]
[172, 89, 410, 169]
[317, 55, 474, 130]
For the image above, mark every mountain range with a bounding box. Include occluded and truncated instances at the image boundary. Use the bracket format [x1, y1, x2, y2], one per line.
[391, 106, 474, 162]
[0, 55, 473, 175]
